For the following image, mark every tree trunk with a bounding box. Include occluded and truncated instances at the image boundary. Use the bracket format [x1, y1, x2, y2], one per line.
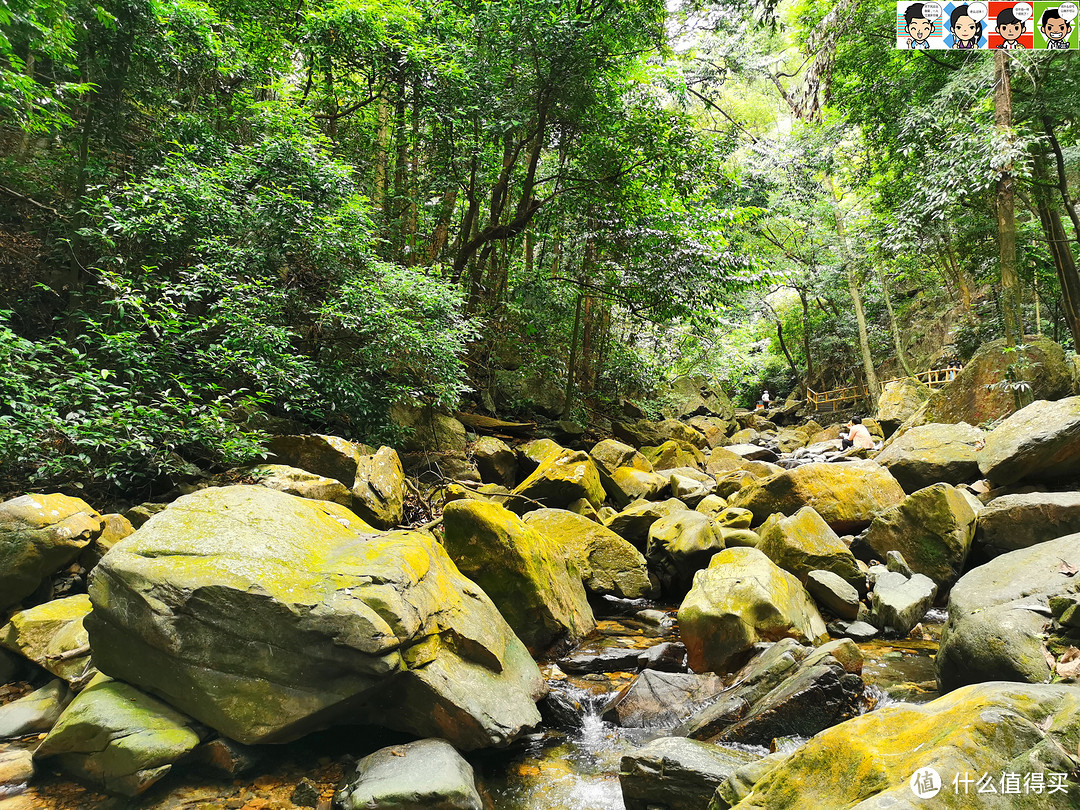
[373, 93, 390, 211]
[798, 287, 815, 390]
[827, 176, 879, 408]
[878, 266, 915, 377]
[994, 50, 1022, 347]
[1033, 154, 1080, 346]
[563, 292, 584, 418]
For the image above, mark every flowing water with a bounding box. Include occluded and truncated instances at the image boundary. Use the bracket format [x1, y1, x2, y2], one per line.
[1, 603, 947, 810]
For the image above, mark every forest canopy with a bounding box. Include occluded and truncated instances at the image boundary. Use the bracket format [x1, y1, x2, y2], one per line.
[2, 0, 1078, 497]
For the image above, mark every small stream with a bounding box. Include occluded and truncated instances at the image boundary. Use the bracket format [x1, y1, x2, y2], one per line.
[4, 603, 947, 810]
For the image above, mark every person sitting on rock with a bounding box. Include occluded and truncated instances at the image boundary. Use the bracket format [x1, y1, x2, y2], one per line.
[841, 417, 875, 450]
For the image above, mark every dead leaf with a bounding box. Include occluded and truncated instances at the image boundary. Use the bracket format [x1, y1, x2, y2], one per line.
[1037, 715, 1054, 731]
[1058, 560, 1079, 577]
[1045, 647, 1058, 673]
[1057, 648, 1080, 679]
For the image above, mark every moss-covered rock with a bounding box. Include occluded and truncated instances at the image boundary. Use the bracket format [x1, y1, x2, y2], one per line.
[246, 463, 353, 506]
[937, 534, 1080, 692]
[613, 419, 709, 450]
[727, 681, 1080, 809]
[642, 440, 706, 472]
[979, 396, 1080, 485]
[79, 512, 136, 572]
[647, 511, 725, 596]
[687, 416, 734, 449]
[730, 462, 904, 534]
[442, 500, 595, 653]
[875, 378, 931, 435]
[86, 486, 544, 749]
[874, 422, 984, 493]
[864, 483, 976, 586]
[34, 674, 202, 796]
[603, 467, 670, 509]
[621, 737, 758, 810]
[390, 403, 468, 452]
[266, 433, 364, 485]
[0, 594, 94, 683]
[474, 436, 517, 487]
[605, 498, 691, 549]
[755, 507, 862, 589]
[590, 439, 653, 477]
[927, 336, 1072, 426]
[660, 376, 736, 421]
[351, 446, 405, 529]
[0, 679, 72, 739]
[337, 738, 482, 810]
[510, 450, 605, 511]
[679, 548, 827, 674]
[0, 494, 102, 610]
[522, 508, 655, 600]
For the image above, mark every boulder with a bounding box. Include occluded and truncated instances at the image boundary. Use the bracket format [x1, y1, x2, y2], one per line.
[704, 448, 750, 476]
[0, 749, 34, 790]
[590, 439, 654, 477]
[605, 498, 690, 548]
[336, 739, 482, 810]
[34, 674, 202, 796]
[755, 507, 862, 588]
[86, 486, 544, 749]
[642, 440, 706, 472]
[975, 491, 1080, 557]
[805, 570, 860, 620]
[351, 446, 405, 529]
[79, 512, 135, 571]
[669, 473, 712, 507]
[695, 495, 729, 519]
[937, 534, 1080, 691]
[246, 464, 352, 506]
[443, 500, 595, 652]
[493, 368, 566, 419]
[678, 548, 827, 674]
[711, 751, 789, 810]
[714, 507, 752, 529]
[510, 450, 605, 511]
[266, 433, 362, 485]
[516, 438, 564, 476]
[726, 682, 1080, 809]
[730, 462, 905, 534]
[875, 378, 931, 435]
[869, 571, 937, 636]
[926, 336, 1071, 425]
[647, 512, 726, 596]
[724, 444, 776, 463]
[687, 416, 733, 449]
[391, 403, 468, 452]
[473, 436, 517, 487]
[979, 396, 1080, 485]
[660, 376, 736, 421]
[613, 419, 708, 451]
[864, 483, 977, 586]
[0, 494, 102, 609]
[0, 679, 72, 739]
[603, 467, 670, 508]
[620, 737, 758, 810]
[0, 594, 94, 683]
[603, 670, 726, 728]
[873, 422, 984, 493]
[773, 429, 808, 454]
[717, 663, 864, 748]
[522, 508, 654, 599]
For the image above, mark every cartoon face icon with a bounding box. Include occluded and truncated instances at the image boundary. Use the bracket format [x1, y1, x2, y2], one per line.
[1000, 20, 1023, 39]
[953, 14, 978, 39]
[907, 15, 934, 42]
[1041, 10, 1071, 40]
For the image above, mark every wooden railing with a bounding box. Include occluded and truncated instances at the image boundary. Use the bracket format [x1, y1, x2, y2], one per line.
[806, 367, 962, 412]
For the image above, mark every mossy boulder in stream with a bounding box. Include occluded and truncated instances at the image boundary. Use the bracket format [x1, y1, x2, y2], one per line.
[522, 508, 655, 600]
[510, 449, 605, 511]
[0, 493, 102, 610]
[864, 483, 977, 586]
[937, 533, 1080, 692]
[646, 511, 725, 596]
[337, 738, 482, 810]
[730, 462, 904, 534]
[0, 594, 94, 683]
[350, 445, 405, 529]
[86, 486, 544, 749]
[722, 681, 1080, 809]
[679, 548, 826, 674]
[873, 422, 984, 493]
[34, 674, 202, 796]
[755, 507, 862, 589]
[442, 500, 595, 653]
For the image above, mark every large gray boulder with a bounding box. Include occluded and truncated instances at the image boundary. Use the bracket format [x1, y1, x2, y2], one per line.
[873, 423, 984, 493]
[659, 375, 736, 421]
[979, 396, 1080, 485]
[863, 483, 977, 586]
[755, 507, 862, 589]
[646, 511, 725, 596]
[351, 446, 406, 529]
[975, 491, 1080, 557]
[620, 737, 758, 810]
[870, 571, 937, 636]
[0, 494, 102, 609]
[86, 486, 545, 749]
[875, 378, 930, 434]
[336, 739, 482, 810]
[0, 680, 72, 739]
[602, 670, 726, 728]
[266, 433, 364, 485]
[937, 534, 1080, 692]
